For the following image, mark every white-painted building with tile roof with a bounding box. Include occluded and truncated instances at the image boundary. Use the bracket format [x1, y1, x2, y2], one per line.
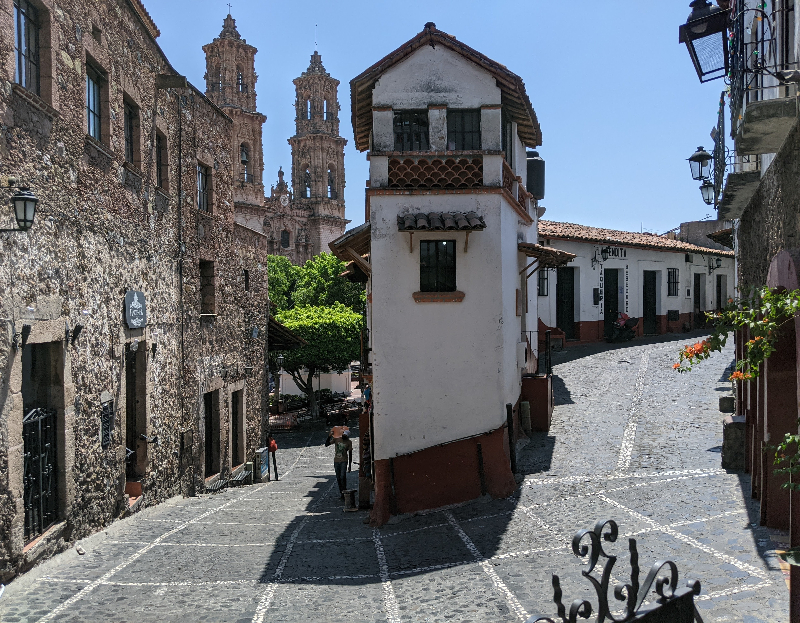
[332, 23, 573, 525]
[536, 221, 735, 343]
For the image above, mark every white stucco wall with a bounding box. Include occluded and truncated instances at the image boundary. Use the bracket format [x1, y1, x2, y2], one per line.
[536, 239, 735, 330]
[372, 45, 501, 111]
[370, 193, 532, 460]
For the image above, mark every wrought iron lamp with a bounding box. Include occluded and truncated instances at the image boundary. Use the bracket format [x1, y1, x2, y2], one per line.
[1, 178, 38, 233]
[708, 256, 723, 274]
[700, 178, 716, 205]
[679, 0, 730, 83]
[601, 246, 611, 262]
[688, 146, 713, 181]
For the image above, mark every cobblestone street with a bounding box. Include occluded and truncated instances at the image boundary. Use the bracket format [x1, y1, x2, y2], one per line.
[0, 335, 788, 622]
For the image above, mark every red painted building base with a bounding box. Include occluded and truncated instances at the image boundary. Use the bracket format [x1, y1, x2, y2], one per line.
[369, 425, 516, 527]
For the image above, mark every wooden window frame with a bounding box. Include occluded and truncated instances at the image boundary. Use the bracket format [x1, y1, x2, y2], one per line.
[537, 268, 549, 297]
[197, 163, 211, 213]
[14, 0, 40, 96]
[394, 110, 430, 151]
[420, 240, 456, 293]
[155, 131, 168, 190]
[447, 109, 481, 151]
[86, 63, 104, 142]
[123, 97, 141, 169]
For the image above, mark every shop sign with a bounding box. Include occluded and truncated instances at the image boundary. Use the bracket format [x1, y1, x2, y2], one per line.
[125, 291, 147, 328]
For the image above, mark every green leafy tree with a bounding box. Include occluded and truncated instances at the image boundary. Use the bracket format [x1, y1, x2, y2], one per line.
[275, 303, 363, 418]
[293, 253, 366, 314]
[267, 255, 300, 312]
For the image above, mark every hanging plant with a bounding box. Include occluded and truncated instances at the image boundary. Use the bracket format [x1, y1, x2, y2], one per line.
[673, 286, 800, 379]
[674, 286, 800, 493]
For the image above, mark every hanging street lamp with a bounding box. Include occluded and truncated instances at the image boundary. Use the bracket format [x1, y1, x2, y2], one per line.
[679, 0, 730, 83]
[1, 180, 38, 233]
[688, 146, 713, 181]
[700, 179, 716, 205]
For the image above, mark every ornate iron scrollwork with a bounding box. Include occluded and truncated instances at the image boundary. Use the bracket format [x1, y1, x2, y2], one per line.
[528, 519, 703, 623]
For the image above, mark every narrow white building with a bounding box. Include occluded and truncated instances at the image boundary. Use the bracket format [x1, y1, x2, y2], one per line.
[536, 221, 735, 342]
[332, 23, 573, 524]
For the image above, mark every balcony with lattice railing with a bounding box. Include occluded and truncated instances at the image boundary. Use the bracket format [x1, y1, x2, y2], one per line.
[387, 155, 483, 189]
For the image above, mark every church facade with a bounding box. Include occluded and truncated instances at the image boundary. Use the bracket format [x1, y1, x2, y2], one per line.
[203, 16, 348, 264]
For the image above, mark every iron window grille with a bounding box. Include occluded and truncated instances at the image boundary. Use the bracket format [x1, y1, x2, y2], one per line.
[199, 260, 216, 314]
[668, 268, 680, 297]
[86, 64, 103, 141]
[447, 109, 481, 151]
[538, 268, 549, 297]
[394, 110, 429, 151]
[100, 399, 115, 448]
[197, 164, 210, 212]
[124, 101, 138, 165]
[23, 407, 58, 542]
[14, 0, 40, 95]
[420, 240, 456, 292]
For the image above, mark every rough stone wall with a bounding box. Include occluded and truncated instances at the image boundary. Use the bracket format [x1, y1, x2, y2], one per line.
[738, 121, 800, 291]
[0, 0, 269, 580]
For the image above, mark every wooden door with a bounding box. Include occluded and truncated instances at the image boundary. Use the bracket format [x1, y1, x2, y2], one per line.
[604, 269, 619, 339]
[556, 267, 575, 340]
[643, 271, 658, 335]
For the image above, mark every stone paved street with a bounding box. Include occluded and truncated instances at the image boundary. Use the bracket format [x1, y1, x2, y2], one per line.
[0, 335, 789, 622]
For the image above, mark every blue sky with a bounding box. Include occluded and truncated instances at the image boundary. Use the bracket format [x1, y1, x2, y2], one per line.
[146, 1, 725, 234]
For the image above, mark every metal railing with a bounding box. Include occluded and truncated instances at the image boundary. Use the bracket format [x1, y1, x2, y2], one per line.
[23, 407, 58, 542]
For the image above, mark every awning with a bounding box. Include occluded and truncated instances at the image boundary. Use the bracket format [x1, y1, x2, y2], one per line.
[269, 315, 306, 351]
[397, 212, 486, 231]
[707, 228, 734, 250]
[518, 242, 576, 267]
[329, 222, 372, 276]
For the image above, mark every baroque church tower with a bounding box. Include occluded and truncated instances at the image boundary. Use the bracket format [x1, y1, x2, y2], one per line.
[288, 52, 348, 254]
[202, 15, 266, 207]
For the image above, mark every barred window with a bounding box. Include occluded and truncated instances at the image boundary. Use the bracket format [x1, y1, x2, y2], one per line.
[668, 268, 679, 297]
[394, 110, 429, 151]
[420, 240, 456, 292]
[14, 0, 40, 95]
[197, 164, 210, 212]
[86, 64, 103, 141]
[537, 269, 549, 297]
[447, 110, 481, 150]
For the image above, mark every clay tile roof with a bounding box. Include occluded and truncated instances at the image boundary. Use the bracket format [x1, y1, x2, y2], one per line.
[397, 211, 487, 231]
[707, 227, 734, 250]
[128, 0, 160, 39]
[329, 221, 372, 262]
[350, 23, 541, 152]
[538, 220, 735, 257]
[518, 242, 575, 267]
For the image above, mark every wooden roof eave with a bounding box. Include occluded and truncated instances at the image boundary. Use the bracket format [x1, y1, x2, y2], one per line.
[268, 315, 306, 351]
[517, 242, 576, 268]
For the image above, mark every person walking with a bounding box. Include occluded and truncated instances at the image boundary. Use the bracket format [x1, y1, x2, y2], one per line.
[267, 433, 279, 481]
[325, 427, 352, 498]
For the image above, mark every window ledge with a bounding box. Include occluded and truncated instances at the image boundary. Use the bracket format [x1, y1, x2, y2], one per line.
[199, 313, 217, 320]
[122, 160, 142, 176]
[84, 134, 115, 160]
[12, 84, 59, 119]
[413, 291, 465, 303]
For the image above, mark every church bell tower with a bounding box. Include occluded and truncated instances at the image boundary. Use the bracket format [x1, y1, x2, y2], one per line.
[202, 14, 266, 207]
[288, 52, 348, 254]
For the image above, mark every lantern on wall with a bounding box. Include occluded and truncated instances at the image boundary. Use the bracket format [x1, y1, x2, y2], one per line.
[688, 146, 713, 181]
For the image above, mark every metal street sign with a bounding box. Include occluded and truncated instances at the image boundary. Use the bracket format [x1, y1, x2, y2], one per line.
[124, 291, 147, 329]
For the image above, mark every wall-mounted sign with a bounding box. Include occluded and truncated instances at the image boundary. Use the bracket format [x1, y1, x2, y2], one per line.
[125, 291, 147, 328]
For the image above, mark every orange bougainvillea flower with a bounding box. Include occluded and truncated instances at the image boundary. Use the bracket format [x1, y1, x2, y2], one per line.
[673, 363, 681, 369]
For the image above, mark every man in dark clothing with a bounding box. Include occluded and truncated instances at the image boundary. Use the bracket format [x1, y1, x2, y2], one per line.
[325, 427, 353, 498]
[267, 434, 278, 481]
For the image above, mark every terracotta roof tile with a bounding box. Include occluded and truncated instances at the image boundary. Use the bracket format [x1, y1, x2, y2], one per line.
[539, 220, 734, 257]
[397, 211, 486, 231]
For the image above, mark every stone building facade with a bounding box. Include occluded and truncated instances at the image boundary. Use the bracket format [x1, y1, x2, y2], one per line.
[0, 0, 271, 580]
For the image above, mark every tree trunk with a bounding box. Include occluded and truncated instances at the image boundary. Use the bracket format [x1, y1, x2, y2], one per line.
[289, 365, 318, 420]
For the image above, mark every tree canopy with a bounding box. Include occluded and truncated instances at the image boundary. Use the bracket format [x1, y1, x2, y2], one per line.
[267, 253, 364, 314]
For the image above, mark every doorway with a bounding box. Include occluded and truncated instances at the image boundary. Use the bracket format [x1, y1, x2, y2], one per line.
[716, 273, 727, 311]
[556, 267, 576, 340]
[204, 390, 220, 478]
[693, 273, 706, 329]
[231, 389, 245, 468]
[604, 269, 619, 339]
[125, 342, 147, 480]
[643, 271, 658, 335]
[21, 341, 62, 542]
